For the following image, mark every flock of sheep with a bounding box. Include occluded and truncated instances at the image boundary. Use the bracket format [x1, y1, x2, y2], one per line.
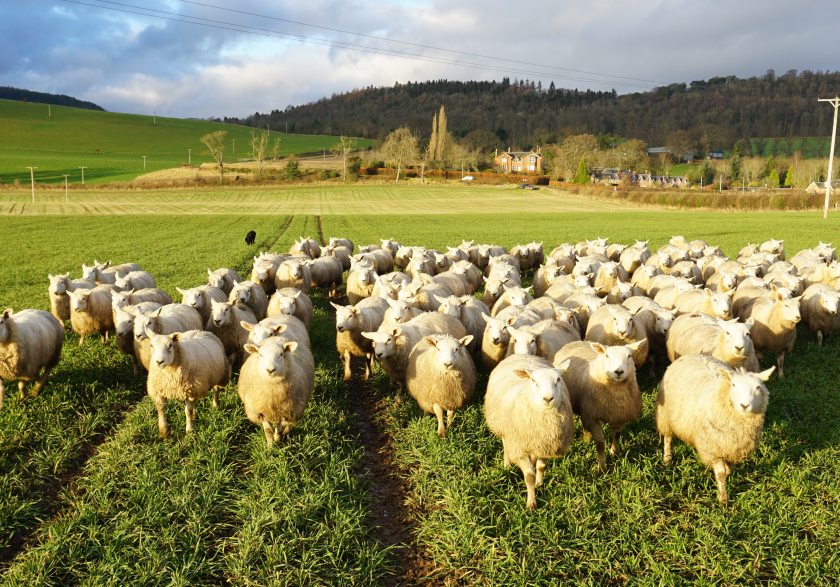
[0, 234, 838, 510]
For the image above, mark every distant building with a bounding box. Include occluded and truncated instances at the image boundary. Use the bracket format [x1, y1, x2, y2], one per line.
[805, 180, 839, 194]
[708, 150, 725, 159]
[590, 168, 688, 188]
[494, 147, 543, 174]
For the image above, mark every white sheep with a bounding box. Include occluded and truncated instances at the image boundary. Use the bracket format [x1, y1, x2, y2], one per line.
[238, 337, 315, 445]
[48, 273, 96, 322]
[436, 294, 490, 355]
[657, 354, 774, 504]
[176, 285, 228, 325]
[251, 253, 288, 295]
[290, 236, 321, 259]
[240, 315, 310, 349]
[114, 270, 157, 292]
[405, 334, 476, 437]
[346, 266, 377, 304]
[490, 286, 534, 317]
[480, 313, 510, 371]
[560, 291, 606, 335]
[132, 303, 204, 372]
[111, 288, 172, 314]
[228, 280, 269, 321]
[308, 256, 343, 297]
[329, 236, 355, 253]
[81, 260, 139, 284]
[206, 300, 257, 368]
[113, 302, 162, 373]
[380, 298, 424, 331]
[362, 312, 466, 394]
[146, 330, 229, 439]
[672, 288, 732, 319]
[666, 313, 759, 371]
[332, 297, 389, 381]
[275, 258, 312, 294]
[266, 287, 313, 329]
[800, 283, 840, 345]
[68, 285, 115, 345]
[584, 304, 649, 368]
[207, 267, 242, 295]
[0, 309, 64, 408]
[484, 354, 573, 509]
[621, 296, 676, 366]
[553, 340, 645, 471]
[734, 295, 801, 378]
[321, 244, 352, 271]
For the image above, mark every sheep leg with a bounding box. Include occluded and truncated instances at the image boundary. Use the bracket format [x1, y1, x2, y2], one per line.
[518, 457, 538, 510]
[34, 365, 54, 396]
[663, 436, 673, 465]
[535, 458, 547, 487]
[154, 396, 170, 439]
[212, 386, 220, 409]
[817, 330, 824, 346]
[261, 420, 275, 447]
[587, 423, 608, 472]
[610, 426, 624, 456]
[713, 460, 730, 505]
[184, 399, 196, 433]
[432, 403, 446, 438]
[446, 409, 455, 427]
[363, 353, 373, 380]
[776, 352, 785, 379]
[0, 380, 4, 409]
[341, 350, 352, 381]
[502, 440, 511, 467]
[18, 380, 27, 400]
[78, 333, 85, 346]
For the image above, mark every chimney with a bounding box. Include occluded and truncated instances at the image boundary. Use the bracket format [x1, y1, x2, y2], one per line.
[494, 148, 498, 157]
[508, 146, 511, 153]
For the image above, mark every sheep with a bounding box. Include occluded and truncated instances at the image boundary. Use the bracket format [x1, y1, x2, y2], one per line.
[321, 244, 352, 271]
[346, 266, 377, 304]
[114, 270, 156, 292]
[553, 340, 644, 471]
[482, 276, 516, 307]
[206, 300, 257, 368]
[238, 337, 315, 445]
[593, 261, 629, 296]
[113, 302, 162, 372]
[666, 313, 759, 371]
[308, 256, 343, 297]
[81, 260, 139, 284]
[275, 259, 312, 294]
[332, 297, 389, 381]
[621, 296, 676, 365]
[657, 354, 774, 504]
[176, 285, 228, 325]
[267, 287, 313, 329]
[68, 285, 115, 345]
[533, 263, 566, 297]
[799, 261, 840, 288]
[619, 241, 651, 274]
[251, 253, 288, 295]
[669, 261, 702, 285]
[207, 267, 242, 295]
[241, 315, 310, 349]
[436, 294, 490, 355]
[372, 272, 412, 299]
[146, 330, 229, 438]
[48, 273, 95, 322]
[480, 313, 511, 370]
[605, 281, 640, 304]
[405, 334, 476, 437]
[705, 268, 740, 293]
[764, 270, 804, 296]
[507, 319, 580, 361]
[800, 283, 840, 345]
[329, 236, 355, 253]
[378, 238, 400, 257]
[111, 288, 172, 314]
[584, 304, 649, 368]
[629, 264, 662, 295]
[229, 280, 269, 321]
[485, 354, 574, 509]
[651, 279, 696, 309]
[432, 272, 470, 297]
[560, 291, 605, 335]
[362, 313, 465, 393]
[290, 236, 321, 259]
[132, 303, 204, 372]
[734, 295, 800, 378]
[490, 286, 534, 317]
[672, 288, 732, 319]
[759, 239, 785, 260]
[0, 309, 64, 408]
[403, 282, 451, 312]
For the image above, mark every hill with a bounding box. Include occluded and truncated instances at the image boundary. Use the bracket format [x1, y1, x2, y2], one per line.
[0, 99, 372, 184]
[230, 70, 840, 155]
[0, 86, 104, 111]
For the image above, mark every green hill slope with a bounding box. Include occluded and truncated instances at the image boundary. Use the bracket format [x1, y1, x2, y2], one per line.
[0, 99, 371, 184]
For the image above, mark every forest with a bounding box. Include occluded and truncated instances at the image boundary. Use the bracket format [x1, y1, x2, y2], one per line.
[0, 87, 104, 111]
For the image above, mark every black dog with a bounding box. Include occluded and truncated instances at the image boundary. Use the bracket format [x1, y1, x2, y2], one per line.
[245, 230, 256, 245]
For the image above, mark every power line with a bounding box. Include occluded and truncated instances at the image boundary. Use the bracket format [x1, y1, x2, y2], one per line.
[176, 0, 667, 86]
[58, 0, 659, 90]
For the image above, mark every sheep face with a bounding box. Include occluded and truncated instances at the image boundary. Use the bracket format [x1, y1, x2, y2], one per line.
[720, 320, 751, 357]
[515, 365, 569, 409]
[761, 239, 784, 255]
[133, 313, 157, 341]
[361, 330, 397, 359]
[507, 289, 530, 308]
[114, 308, 135, 339]
[509, 328, 537, 356]
[68, 290, 91, 313]
[726, 367, 773, 415]
[0, 309, 13, 343]
[711, 292, 733, 319]
[114, 275, 129, 290]
[592, 343, 637, 382]
[426, 335, 473, 370]
[149, 333, 177, 368]
[210, 300, 234, 328]
[178, 287, 204, 311]
[436, 296, 463, 319]
[333, 305, 359, 333]
[245, 323, 278, 346]
[612, 282, 634, 301]
[600, 263, 619, 279]
[48, 274, 69, 295]
[655, 310, 677, 336]
[251, 265, 271, 285]
[81, 264, 97, 282]
[386, 300, 415, 323]
[246, 338, 298, 379]
[356, 268, 375, 286]
[111, 291, 132, 311]
[482, 314, 509, 346]
[231, 284, 252, 305]
[821, 292, 840, 315]
[273, 293, 298, 316]
[779, 299, 802, 327]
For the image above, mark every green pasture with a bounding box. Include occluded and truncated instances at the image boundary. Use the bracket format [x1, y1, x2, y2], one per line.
[0, 99, 372, 185]
[0, 184, 839, 583]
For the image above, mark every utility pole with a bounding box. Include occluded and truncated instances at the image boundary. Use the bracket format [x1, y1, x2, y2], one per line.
[26, 167, 37, 203]
[79, 166, 87, 185]
[64, 174, 69, 202]
[142, 155, 147, 171]
[232, 138, 236, 154]
[48, 104, 52, 119]
[188, 148, 192, 165]
[818, 97, 839, 219]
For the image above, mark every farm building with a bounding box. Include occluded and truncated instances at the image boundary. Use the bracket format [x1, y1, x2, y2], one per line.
[494, 148, 543, 174]
[590, 168, 689, 188]
[805, 180, 839, 194]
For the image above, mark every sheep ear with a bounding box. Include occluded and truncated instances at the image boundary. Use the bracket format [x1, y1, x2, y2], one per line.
[244, 343, 259, 354]
[330, 302, 343, 311]
[626, 339, 645, 352]
[391, 327, 402, 337]
[590, 342, 607, 355]
[176, 287, 187, 295]
[360, 332, 377, 341]
[481, 312, 492, 324]
[240, 321, 255, 332]
[2, 308, 12, 318]
[207, 268, 213, 276]
[512, 369, 531, 380]
[756, 366, 775, 382]
[424, 336, 438, 348]
[745, 317, 755, 327]
[433, 294, 448, 304]
[717, 367, 732, 381]
[273, 324, 288, 334]
[555, 359, 571, 374]
[459, 335, 474, 348]
[283, 341, 298, 353]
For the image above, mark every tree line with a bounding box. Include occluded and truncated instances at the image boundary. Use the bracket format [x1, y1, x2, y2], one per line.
[0, 86, 104, 111]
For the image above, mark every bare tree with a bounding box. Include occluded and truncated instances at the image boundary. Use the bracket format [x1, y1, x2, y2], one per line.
[250, 129, 270, 176]
[331, 135, 357, 183]
[558, 134, 598, 181]
[382, 127, 419, 182]
[201, 130, 227, 183]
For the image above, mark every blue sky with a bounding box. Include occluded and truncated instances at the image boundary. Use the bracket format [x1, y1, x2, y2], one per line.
[2, 0, 838, 119]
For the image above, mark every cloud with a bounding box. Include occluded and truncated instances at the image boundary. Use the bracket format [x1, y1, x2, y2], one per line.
[1, 0, 837, 118]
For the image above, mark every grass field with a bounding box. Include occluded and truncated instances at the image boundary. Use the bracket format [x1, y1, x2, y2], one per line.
[0, 99, 373, 185]
[0, 184, 839, 584]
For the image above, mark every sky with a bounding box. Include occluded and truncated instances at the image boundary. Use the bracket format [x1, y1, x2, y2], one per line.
[2, 0, 838, 119]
